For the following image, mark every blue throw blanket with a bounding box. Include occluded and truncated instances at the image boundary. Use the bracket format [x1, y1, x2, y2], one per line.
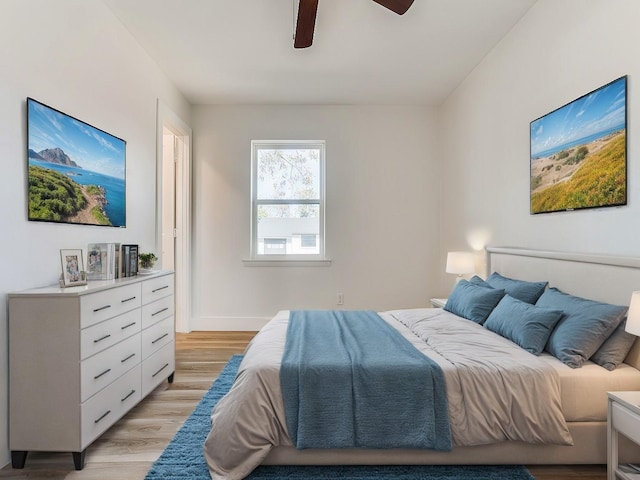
[280, 310, 451, 451]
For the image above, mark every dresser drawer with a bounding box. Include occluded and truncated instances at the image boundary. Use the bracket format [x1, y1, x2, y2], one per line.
[80, 284, 142, 328]
[142, 275, 174, 305]
[81, 365, 141, 447]
[142, 342, 175, 397]
[142, 316, 175, 359]
[81, 309, 141, 360]
[612, 402, 640, 445]
[81, 334, 141, 402]
[141, 295, 174, 330]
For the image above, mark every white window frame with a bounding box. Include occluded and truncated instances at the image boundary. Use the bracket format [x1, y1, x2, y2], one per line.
[248, 140, 328, 265]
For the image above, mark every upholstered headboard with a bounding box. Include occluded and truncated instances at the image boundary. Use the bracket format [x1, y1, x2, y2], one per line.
[485, 246, 640, 369]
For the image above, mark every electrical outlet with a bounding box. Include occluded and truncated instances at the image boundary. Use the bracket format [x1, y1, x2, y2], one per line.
[337, 293, 344, 305]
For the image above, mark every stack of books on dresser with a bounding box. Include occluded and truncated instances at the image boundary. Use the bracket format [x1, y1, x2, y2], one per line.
[121, 244, 138, 278]
[86, 243, 138, 280]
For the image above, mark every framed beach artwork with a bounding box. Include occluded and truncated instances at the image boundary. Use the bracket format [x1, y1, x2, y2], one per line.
[530, 76, 627, 214]
[27, 98, 126, 227]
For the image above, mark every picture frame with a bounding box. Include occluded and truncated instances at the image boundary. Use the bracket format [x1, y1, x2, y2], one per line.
[27, 98, 126, 227]
[86, 243, 109, 281]
[60, 249, 87, 287]
[530, 76, 627, 214]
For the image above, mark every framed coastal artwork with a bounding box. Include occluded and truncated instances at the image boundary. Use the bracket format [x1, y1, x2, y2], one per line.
[530, 76, 627, 214]
[27, 98, 126, 227]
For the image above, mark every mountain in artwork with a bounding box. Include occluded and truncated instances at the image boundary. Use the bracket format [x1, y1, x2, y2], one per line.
[30, 147, 80, 168]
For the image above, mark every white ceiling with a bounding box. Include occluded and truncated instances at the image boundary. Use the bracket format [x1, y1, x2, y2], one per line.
[103, 0, 537, 106]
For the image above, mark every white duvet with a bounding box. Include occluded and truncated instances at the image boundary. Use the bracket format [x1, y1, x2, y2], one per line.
[204, 308, 573, 480]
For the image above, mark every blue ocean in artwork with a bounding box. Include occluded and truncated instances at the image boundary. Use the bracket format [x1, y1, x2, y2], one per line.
[530, 76, 626, 160]
[532, 125, 624, 160]
[30, 159, 125, 227]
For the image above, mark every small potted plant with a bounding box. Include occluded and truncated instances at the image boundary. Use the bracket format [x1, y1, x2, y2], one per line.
[138, 252, 158, 273]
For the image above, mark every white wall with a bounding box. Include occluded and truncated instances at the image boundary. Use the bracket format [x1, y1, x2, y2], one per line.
[192, 105, 441, 329]
[0, 0, 190, 466]
[439, 0, 640, 280]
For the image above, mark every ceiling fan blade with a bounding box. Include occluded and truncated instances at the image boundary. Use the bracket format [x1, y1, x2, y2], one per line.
[294, 0, 318, 49]
[371, 0, 415, 15]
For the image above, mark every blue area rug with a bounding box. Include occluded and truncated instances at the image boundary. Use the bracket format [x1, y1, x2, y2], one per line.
[145, 354, 536, 480]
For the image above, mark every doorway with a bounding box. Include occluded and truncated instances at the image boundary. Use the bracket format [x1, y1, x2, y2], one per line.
[157, 100, 192, 333]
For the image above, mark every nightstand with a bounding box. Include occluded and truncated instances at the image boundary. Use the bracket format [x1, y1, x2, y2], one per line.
[608, 391, 640, 480]
[430, 298, 447, 308]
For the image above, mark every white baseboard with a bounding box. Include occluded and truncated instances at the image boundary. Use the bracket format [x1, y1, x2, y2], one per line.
[190, 316, 270, 331]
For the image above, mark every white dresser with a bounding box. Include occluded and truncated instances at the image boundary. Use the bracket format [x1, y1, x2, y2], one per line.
[8, 271, 175, 470]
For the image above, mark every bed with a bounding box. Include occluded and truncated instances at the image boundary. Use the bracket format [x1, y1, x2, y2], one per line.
[204, 247, 640, 480]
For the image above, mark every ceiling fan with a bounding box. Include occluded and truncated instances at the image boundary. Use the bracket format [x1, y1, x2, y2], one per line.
[294, 0, 415, 48]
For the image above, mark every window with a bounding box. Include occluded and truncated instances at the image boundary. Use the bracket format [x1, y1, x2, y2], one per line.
[251, 140, 325, 260]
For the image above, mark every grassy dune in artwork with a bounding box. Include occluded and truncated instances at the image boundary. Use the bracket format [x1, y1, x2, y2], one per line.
[90, 206, 111, 225]
[28, 165, 112, 225]
[28, 165, 87, 221]
[531, 133, 626, 213]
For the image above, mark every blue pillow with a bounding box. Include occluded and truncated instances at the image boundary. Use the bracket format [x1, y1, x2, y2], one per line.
[484, 295, 564, 355]
[536, 287, 628, 368]
[485, 272, 548, 304]
[469, 275, 491, 288]
[444, 280, 505, 324]
[590, 319, 636, 371]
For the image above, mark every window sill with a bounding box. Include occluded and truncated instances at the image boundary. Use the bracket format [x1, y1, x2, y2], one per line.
[242, 258, 332, 267]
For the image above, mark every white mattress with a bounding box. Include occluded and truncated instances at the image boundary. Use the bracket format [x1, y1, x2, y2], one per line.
[541, 353, 640, 421]
[389, 307, 640, 423]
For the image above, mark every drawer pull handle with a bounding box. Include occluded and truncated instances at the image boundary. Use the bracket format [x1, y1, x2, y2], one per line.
[93, 305, 111, 313]
[94, 410, 111, 424]
[152, 285, 169, 293]
[152, 363, 170, 378]
[152, 333, 169, 344]
[121, 321, 137, 330]
[121, 353, 136, 363]
[152, 307, 169, 317]
[94, 368, 112, 380]
[121, 389, 136, 402]
[93, 334, 111, 344]
[121, 296, 137, 303]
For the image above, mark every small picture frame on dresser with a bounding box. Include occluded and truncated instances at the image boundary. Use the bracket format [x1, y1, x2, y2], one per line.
[86, 243, 108, 281]
[60, 249, 87, 287]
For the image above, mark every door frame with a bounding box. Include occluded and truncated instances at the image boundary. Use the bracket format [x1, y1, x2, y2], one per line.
[156, 100, 192, 333]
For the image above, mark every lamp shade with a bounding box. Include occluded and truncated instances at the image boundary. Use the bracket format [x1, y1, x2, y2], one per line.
[625, 291, 640, 336]
[445, 251, 475, 275]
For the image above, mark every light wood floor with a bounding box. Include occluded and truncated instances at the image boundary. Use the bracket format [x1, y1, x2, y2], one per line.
[0, 331, 607, 480]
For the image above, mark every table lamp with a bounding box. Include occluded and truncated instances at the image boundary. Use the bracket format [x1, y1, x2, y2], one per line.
[446, 251, 475, 283]
[625, 291, 640, 336]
